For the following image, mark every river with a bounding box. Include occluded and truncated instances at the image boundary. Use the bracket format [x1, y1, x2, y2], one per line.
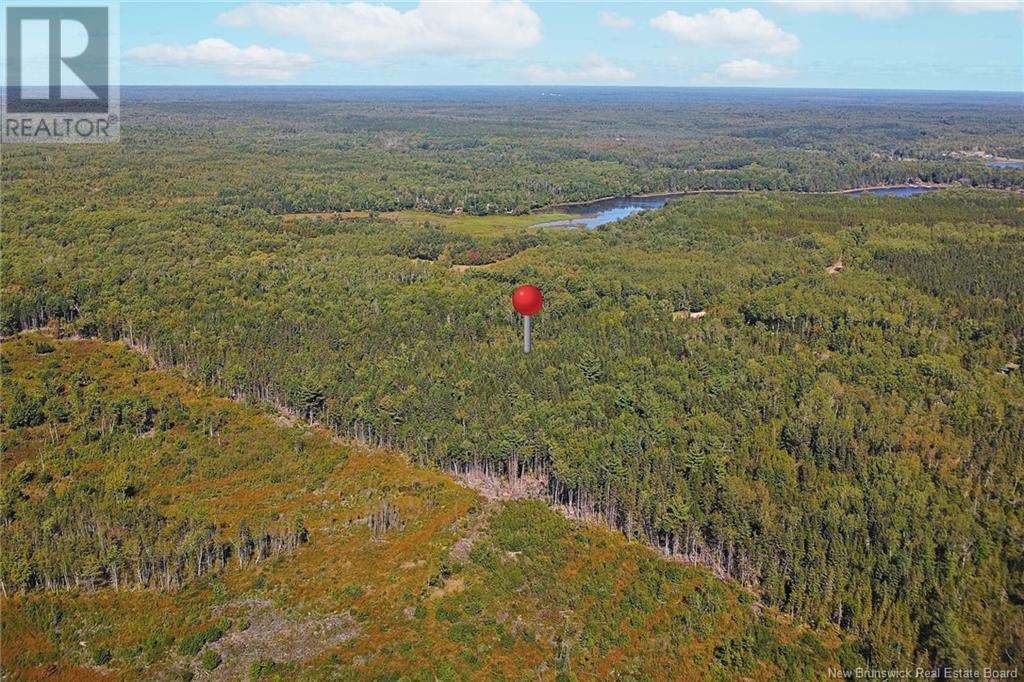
[533, 186, 940, 229]
[533, 194, 686, 229]
[845, 186, 938, 197]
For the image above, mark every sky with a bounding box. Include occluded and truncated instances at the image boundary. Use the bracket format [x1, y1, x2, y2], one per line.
[15, 1, 1024, 90]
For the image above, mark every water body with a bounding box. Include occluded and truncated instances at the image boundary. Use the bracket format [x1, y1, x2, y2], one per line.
[986, 161, 1024, 169]
[534, 186, 939, 229]
[847, 186, 938, 197]
[534, 194, 685, 229]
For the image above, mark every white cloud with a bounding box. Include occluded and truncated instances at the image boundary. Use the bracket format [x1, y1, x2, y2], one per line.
[126, 38, 314, 80]
[524, 56, 636, 83]
[599, 11, 634, 28]
[937, 0, 1023, 13]
[219, 1, 542, 62]
[695, 58, 794, 83]
[774, 0, 1021, 17]
[650, 8, 800, 55]
[772, 1, 913, 18]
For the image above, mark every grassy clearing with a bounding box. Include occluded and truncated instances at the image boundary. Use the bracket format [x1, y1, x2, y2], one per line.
[282, 209, 575, 239]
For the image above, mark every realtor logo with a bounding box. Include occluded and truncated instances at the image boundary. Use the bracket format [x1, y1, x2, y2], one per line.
[3, 3, 120, 142]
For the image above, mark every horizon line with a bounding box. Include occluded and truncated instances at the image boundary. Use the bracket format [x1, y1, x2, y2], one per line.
[115, 84, 1024, 96]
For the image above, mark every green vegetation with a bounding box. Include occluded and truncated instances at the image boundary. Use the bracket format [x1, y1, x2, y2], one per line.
[5, 89, 1020, 219]
[2, 89, 1022, 677]
[201, 649, 222, 671]
[0, 337, 831, 678]
[177, 621, 229, 657]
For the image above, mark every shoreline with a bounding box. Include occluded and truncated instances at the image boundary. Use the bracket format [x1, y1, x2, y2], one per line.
[532, 185, 939, 214]
[536, 183, 1024, 214]
[526, 183, 1024, 227]
[534, 188, 746, 214]
[280, 184, 1019, 224]
[830, 183, 950, 195]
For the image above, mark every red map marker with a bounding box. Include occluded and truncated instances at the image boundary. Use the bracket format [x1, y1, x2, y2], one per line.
[512, 285, 543, 354]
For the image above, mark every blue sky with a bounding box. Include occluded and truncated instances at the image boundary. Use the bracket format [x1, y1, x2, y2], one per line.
[111, 1, 1023, 90]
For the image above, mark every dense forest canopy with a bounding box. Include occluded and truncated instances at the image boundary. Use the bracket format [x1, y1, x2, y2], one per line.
[4, 87, 1023, 217]
[2, 88, 1024, 676]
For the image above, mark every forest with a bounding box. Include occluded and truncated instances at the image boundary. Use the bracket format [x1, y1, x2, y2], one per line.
[5, 87, 1024, 219]
[2, 88, 1023, 678]
[1, 335, 835, 679]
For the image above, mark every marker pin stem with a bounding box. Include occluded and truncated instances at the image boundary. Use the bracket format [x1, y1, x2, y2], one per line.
[523, 315, 532, 354]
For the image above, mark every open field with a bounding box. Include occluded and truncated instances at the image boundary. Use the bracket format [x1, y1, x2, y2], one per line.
[282, 209, 575, 239]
